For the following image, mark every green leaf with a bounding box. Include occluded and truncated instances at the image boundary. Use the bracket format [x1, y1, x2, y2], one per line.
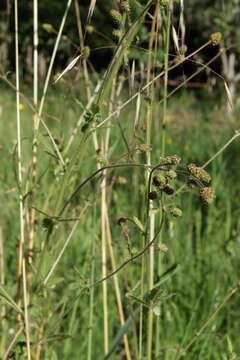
[0, 285, 23, 314]
[132, 216, 145, 233]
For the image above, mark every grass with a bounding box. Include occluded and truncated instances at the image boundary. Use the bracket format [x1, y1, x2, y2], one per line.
[1, 0, 240, 359]
[1, 87, 240, 359]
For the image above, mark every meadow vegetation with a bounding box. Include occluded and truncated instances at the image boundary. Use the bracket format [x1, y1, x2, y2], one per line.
[0, 1, 240, 359]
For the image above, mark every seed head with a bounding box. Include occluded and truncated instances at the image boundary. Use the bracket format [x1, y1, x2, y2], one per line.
[166, 170, 177, 180]
[164, 155, 181, 165]
[179, 45, 188, 55]
[83, 46, 90, 59]
[199, 187, 216, 204]
[210, 32, 222, 46]
[112, 29, 122, 39]
[169, 207, 182, 218]
[160, 0, 169, 6]
[163, 184, 174, 195]
[188, 164, 211, 183]
[86, 25, 94, 34]
[148, 191, 158, 200]
[42, 23, 54, 33]
[153, 173, 167, 187]
[121, 1, 130, 13]
[110, 9, 122, 24]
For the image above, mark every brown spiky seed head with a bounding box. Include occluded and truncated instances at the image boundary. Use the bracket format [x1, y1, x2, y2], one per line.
[169, 207, 182, 218]
[148, 191, 158, 200]
[163, 184, 174, 195]
[188, 164, 211, 183]
[165, 155, 181, 165]
[210, 32, 222, 46]
[153, 173, 167, 187]
[199, 187, 215, 204]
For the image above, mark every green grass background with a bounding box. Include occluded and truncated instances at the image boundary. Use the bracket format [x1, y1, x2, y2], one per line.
[0, 86, 240, 359]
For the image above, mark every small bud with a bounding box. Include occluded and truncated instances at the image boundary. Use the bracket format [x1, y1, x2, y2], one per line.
[158, 242, 168, 252]
[110, 9, 122, 24]
[86, 25, 94, 34]
[121, 0, 130, 13]
[188, 164, 211, 183]
[169, 207, 182, 218]
[138, 144, 151, 152]
[148, 191, 158, 200]
[210, 32, 222, 46]
[166, 170, 177, 180]
[42, 23, 54, 33]
[153, 173, 167, 187]
[179, 45, 188, 55]
[160, 0, 169, 6]
[199, 187, 216, 204]
[112, 29, 122, 39]
[83, 46, 90, 59]
[160, 155, 181, 165]
[163, 184, 174, 195]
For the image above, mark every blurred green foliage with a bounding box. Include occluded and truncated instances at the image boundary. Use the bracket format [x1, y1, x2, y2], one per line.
[0, 0, 239, 77]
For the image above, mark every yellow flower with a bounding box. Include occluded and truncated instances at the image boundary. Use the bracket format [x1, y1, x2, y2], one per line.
[183, 144, 189, 152]
[18, 103, 25, 111]
[167, 137, 173, 145]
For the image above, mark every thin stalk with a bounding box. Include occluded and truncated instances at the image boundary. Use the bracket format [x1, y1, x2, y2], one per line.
[2, 326, 24, 360]
[87, 208, 97, 360]
[161, 3, 171, 156]
[35, 323, 44, 360]
[101, 167, 109, 355]
[14, 0, 31, 358]
[105, 211, 132, 360]
[30, 0, 73, 232]
[203, 130, 240, 168]
[144, 4, 162, 359]
[74, 0, 100, 155]
[155, 3, 172, 356]
[74, 0, 91, 100]
[27, 0, 38, 272]
[0, 227, 6, 356]
[37, 0, 73, 124]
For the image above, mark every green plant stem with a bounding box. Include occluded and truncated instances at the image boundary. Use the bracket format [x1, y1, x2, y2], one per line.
[14, 0, 31, 358]
[101, 169, 109, 355]
[145, 3, 160, 359]
[161, 3, 171, 157]
[87, 207, 97, 360]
